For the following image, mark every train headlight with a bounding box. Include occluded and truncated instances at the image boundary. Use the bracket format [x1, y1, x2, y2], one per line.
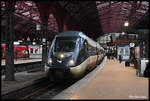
[48, 58, 53, 64]
[67, 59, 75, 66]
[60, 53, 65, 59]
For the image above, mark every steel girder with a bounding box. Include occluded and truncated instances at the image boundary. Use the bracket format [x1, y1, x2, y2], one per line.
[96, 1, 149, 34]
[131, 9, 149, 30]
[1, 1, 59, 43]
[58, 1, 103, 39]
[1, 1, 149, 41]
[2, 1, 103, 40]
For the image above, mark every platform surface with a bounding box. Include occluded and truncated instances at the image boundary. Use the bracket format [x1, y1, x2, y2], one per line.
[53, 58, 149, 100]
[1, 58, 41, 66]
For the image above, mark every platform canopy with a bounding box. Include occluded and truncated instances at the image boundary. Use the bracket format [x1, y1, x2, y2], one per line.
[96, 1, 149, 34]
[1, 1, 149, 42]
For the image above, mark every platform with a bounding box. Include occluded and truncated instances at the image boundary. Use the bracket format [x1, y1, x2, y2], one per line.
[1, 58, 42, 66]
[1, 71, 46, 95]
[53, 57, 149, 100]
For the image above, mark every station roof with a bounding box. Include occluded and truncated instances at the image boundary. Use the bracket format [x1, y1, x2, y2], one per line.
[96, 1, 149, 34]
[1, 1, 149, 43]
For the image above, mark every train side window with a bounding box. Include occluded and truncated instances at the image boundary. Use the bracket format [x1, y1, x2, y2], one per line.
[92, 47, 96, 55]
[98, 48, 100, 54]
[84, 41, 88, 52]
[88, 45, 93, 54]
[80, 41, 87, 52]
[88, 45, 96, 55]
[88, 46, 92, 52]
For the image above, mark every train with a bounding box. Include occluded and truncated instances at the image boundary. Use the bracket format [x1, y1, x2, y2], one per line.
[45, 31, 105, 81]
[1, 44, 28, 59]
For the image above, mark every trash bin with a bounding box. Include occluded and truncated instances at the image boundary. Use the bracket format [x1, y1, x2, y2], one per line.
[144, 63, 149, 77]
[136, 59, 149, 77]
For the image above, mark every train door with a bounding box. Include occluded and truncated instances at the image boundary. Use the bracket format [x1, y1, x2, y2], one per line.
[88, 44, 92, 68]
[82, 40, 90, 70]
[84, 40, 89, 63]
[95, 45, 98, 65]
[88, 44, 97, 70]
[95, 44, 101, 65]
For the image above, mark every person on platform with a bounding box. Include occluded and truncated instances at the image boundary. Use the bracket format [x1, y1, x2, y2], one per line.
[119, 55, 122, 63]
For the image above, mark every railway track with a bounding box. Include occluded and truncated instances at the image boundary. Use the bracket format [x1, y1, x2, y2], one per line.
[2, 77, 77, 100]
[2, 77, 49, 100]
[34, 79, 77, 100]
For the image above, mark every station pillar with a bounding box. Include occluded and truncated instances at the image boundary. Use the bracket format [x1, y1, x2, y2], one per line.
[41, 22, 48, 71]
[5, 3, 15, 81]
[136, 41, 143, 76]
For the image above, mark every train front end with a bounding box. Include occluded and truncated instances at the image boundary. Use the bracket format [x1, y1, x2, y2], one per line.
[45, 36, 84, 80]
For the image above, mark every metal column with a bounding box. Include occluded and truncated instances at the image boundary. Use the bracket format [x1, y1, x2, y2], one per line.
[5, 5, 15, 81]
[41, 22, 48, 71]
[136, 41, 143, 76]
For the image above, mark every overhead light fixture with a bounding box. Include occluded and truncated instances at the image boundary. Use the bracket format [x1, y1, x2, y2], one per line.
[137, 1, 140, 5]
[27, 37, 30, 41]
[122, 32, 125, 35]
[32, 42, 36, 45]
[124, 21, 129, 27]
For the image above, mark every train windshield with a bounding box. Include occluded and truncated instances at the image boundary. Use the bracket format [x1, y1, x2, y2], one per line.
[54, 37, 79, 52]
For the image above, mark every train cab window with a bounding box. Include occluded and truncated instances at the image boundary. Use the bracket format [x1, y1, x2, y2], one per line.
[88, 46, 92, 51]
[54, 37, 79, 52]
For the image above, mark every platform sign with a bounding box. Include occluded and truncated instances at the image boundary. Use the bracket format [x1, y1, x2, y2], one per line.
[129, 43, 135, 47]
[107, 42, 115, 46]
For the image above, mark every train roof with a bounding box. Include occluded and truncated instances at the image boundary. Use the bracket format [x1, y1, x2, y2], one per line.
[56, 31, 103, 49]
[56, 31, 84, 37]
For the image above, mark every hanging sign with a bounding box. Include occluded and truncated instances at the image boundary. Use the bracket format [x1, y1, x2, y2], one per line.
[129, 43, 135, 47]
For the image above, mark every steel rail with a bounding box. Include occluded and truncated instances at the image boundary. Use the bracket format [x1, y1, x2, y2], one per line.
[1, 77, 51, 100]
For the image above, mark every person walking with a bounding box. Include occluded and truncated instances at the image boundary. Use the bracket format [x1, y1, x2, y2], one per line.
[107, 50, 110, 59]
[119, 55, 122, 63]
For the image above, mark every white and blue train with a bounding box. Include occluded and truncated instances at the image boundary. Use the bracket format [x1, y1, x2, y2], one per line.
[45, 31, 105, 80]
